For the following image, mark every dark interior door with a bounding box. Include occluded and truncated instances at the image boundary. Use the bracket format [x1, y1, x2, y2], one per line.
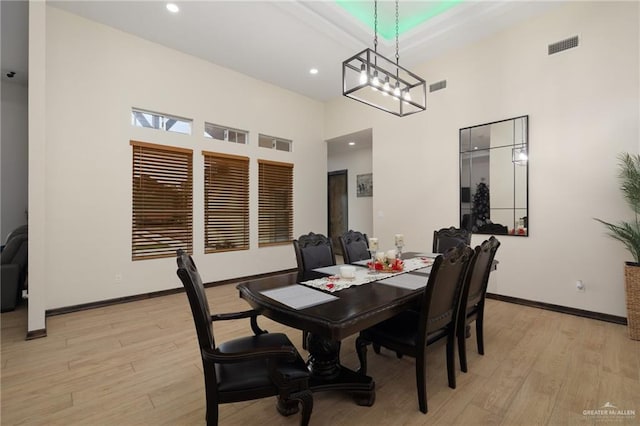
[328, 170, 348, 255]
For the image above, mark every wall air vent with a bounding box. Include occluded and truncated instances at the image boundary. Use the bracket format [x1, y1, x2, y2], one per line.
[548, 35, 579, 55]
[429, 80, 447, 92]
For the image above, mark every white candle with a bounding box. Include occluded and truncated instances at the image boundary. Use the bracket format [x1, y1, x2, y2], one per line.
[339, 265, 356, 279]
[375, 251, 385, 262]
[394, 234, 404, 247]
[386, 249, 397, 261]
[369, 237, 378, 251]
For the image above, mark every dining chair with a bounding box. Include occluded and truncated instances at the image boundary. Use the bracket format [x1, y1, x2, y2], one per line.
[176, 250, 313, 426]
[432, 226, 472, 253]
[293, 232, 336, 349]
[339, 230, 370, 264]
[457, 236, 501, 373]
[293, 232, 337, 279]
[355, 245, 475, 414]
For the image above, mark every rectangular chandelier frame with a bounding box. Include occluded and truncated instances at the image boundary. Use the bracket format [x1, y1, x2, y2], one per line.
[342, 48, 426, 117]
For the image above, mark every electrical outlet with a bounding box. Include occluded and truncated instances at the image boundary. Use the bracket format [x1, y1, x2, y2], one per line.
[576, 280, 585, 292]
[115, 273, 123, 284]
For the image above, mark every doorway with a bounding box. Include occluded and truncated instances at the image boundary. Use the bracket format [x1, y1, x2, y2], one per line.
[328, 170, 348, 255]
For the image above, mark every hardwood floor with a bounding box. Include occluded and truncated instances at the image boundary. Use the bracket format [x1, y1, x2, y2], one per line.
[2, 284, 639, 425]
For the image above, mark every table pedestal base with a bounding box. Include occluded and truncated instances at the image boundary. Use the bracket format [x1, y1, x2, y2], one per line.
[306, 333, 375, 406]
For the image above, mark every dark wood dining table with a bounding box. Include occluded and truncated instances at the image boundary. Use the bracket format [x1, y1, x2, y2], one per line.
[236, 253, 430, 406]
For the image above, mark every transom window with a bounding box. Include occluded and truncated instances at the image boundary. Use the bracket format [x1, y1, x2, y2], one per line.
[131, 108, 192, 135]
[205, 122, 248, 144]
[258, 134, 292, 152]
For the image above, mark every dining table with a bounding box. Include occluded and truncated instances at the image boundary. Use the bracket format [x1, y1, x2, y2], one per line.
[236, 252, 436, 406]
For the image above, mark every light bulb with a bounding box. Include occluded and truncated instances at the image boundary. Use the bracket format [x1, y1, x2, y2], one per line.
[359, 64, 367, 85]
[383, 75, 390, 91]
[403, 90, 412, 102]
[519, 151, 528, 161]
[372, 71, 379, 87]
[393, 82, 401, 97]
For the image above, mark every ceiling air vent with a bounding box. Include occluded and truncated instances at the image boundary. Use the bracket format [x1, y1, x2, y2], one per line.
[548, 35, 579, 55]
[429, 80, 447, 92]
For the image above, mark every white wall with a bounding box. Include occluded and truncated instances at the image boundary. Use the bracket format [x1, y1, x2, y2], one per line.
[327, 147, 373, 237]
[31, 6, 326, 313]
[28, 2, 640, 324]
[1, 81, 28, 240]
[325, 2, 639, 317]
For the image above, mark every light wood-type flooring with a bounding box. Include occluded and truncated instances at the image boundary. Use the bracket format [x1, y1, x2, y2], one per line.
[2, 283, 639, 425]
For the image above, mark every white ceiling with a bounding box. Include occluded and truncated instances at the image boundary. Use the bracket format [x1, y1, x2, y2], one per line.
[1, 1, 560, 99]
[327, 128, 373, 156]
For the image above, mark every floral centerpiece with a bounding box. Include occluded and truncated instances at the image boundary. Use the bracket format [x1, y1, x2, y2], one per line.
[368, 256, 404, 272]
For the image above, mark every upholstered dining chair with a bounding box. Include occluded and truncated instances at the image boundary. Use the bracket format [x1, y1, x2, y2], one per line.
[355, 245, 475, 414]
[176, 250, 313, 426]
[339, 230, 370, 265]
[432, 227, 472, 253]
[457, 236, 501, 373]
[293, 232, 337, 280]
[293, 232, 336, 348]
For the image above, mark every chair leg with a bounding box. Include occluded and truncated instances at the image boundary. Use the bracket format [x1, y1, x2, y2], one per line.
[204, 370, 219, 426]
[416, 353, 428, 414]
[302, 330, 308, 350]
[373, 343, 381, 354]
[476, 314, 484, 355]
[294, 389, 314, 426]
[446, 333, 456, 389]
[458, 323, 468, 373]
[205, 396, 219, 426]
[355, 336, 369, 375]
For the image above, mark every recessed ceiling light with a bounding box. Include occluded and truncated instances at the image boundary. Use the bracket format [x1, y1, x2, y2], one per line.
[309, 68, 319, 75]
[348, 141, 356, 146]
[166, 3, 179, 13]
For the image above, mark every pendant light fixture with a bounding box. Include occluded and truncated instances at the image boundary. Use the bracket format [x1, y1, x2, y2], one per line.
[342, 0, 426, 117]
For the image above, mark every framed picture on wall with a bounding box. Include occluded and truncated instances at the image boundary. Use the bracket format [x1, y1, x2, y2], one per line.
[357, 173, 373, 197]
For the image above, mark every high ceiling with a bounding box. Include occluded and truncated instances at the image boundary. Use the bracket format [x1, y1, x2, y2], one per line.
[2, 1, 560, 100]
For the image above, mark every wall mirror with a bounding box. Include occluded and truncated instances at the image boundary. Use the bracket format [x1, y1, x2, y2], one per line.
[459, 115, 528, 236]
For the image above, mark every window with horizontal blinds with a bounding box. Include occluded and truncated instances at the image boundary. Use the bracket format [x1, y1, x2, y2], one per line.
[131, 141, 193, 260]
[258, 159, 293, 247]
[203, 151, 249, 253]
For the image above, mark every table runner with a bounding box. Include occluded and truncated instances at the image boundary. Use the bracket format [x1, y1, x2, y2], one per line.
[301, 257, 434, 293]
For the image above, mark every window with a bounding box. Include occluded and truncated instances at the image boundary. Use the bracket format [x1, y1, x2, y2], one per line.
[203, 152, 249, 253]
[258, 134, 292, 152]
[258, 160, 293, 246]
[131, 141, 193, 260]
[131, 108, 192, 135]
[204, 122, 248, 144]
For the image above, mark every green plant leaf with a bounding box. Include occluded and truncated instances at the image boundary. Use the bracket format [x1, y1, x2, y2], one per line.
[594, 153, 640, 263]
[594, 219, 640, 263]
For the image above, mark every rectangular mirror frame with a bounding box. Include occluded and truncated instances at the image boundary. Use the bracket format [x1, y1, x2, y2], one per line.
[459, 115, 528, 237]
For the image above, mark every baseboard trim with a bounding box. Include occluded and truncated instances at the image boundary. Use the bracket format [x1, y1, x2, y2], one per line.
[26, 328, 47, 340]
[35, 275, 627, 328]
[46, 268, 297, 317]
[486, 293, 627, 325]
